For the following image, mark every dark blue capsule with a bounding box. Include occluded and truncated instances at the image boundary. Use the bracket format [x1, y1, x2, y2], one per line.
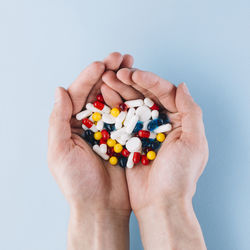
[148, 140, 161, 150]
[84, 130, 94, 137]
[159, 113, 169, 124]
[104, 123, 115, 132]
[141, 138, 151, 148]
[118, 156, 128, 168]
[147, 119, 159, 131]
[133, 121, 143, 133]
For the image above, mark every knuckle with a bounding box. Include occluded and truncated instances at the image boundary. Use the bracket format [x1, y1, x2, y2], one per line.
[91, 61, 105, 71]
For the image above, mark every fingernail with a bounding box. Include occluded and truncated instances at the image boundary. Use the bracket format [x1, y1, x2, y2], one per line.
[54, 87, 61, 103]
[182, 83, 190, 96]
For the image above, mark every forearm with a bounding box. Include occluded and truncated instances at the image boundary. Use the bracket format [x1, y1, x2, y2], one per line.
[68, 206, 130, 250]
[136, 199, 206, 250]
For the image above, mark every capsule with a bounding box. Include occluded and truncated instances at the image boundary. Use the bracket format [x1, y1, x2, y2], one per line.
[125, 99, 144, 108]
[144, 97, 159, 110]
[154, 124, 172, 133]
[96, 94, 104, 103]
[138, 130, 156, 139]
[101, 129, 110, 140]
[76, 110, 92, 120]
[82, 118, 98, 132]
[125, 115, 139, 134]
[93, 101, 110, 113]
[104, 123, 115, 132]
[141, 155, 149, 165]
[119, 103, 128, 111]
[126, 152, 134, 168]
[133, 152, 141, 164]
[118, 156, 128, 168]
[147, 119, 163, 131]
[132, 121, 143, 133]
[121, 148, 130, 157]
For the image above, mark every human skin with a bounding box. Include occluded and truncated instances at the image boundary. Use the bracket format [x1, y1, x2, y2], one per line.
[48, 52, 134, 250]
[101, 68, 209, 250]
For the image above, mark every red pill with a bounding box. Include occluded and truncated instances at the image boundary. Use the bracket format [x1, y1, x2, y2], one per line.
[99, 138, 107, 145]
[82, 118, 94, 128]
[133, 152, 141, 164]
[96, 94, 104, 103]
[101, 129, 110, 140]
[141, 155, 149, 165]
[119, 103, 128, 111]
[107, 147, 120, 157]
[150, 103, 159, 111]
[93, 101, 105, 110]
[121, 149, 130, 157]
[138, 130, 150, 138]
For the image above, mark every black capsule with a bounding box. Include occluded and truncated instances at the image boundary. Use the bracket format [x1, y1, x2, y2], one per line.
[141, 138, 151, 148]
[148, 140, 161, 150]
[118, 156, 128, 168]
[104, 123, 115, 132]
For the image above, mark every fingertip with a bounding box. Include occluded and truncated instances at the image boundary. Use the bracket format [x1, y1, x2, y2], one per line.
[121, 54, 134, 68]
[104, 52, 123, 70]
[117, 68, 134, 85]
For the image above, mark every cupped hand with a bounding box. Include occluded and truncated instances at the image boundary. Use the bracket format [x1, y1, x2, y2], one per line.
[48, 52, 133, 218]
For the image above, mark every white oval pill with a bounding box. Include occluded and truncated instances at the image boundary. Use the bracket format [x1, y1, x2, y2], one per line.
[76, 110, 92, 120]
[136, 105, 152, 122]
[124, 108, 135, 126]
[115, 111, 127, 130]
[144, 97, 154, 107]
[86, 103, 104, 113]
[126, 152, 134, 168]
[126, 137, 142, 152]
[154, 123, 172, 133]
[151, 110, 159, 120]
[125, 115, 139, 134]
[96, 120, 104, 131]
[125, 99, 144, 108]
[102, 113, 116, 124]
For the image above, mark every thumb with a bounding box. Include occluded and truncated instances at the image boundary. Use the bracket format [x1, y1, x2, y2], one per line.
[48, 87, 73, 148]
[176, 83, 205, 139]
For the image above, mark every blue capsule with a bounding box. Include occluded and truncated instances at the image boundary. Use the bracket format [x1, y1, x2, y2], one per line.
[83, 130, 98, 145]
[147, 119, 161, 131]
[141, 138, 151, 148]
[148, 140, 161, 150]
[104, 123, 115, 132]
[118, 156, 128, 168]
[133, 121, 143, 133]
[159, 113, 169, 124]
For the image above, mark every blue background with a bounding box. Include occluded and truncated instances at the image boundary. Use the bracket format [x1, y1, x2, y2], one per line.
[0, 0, 249, 249]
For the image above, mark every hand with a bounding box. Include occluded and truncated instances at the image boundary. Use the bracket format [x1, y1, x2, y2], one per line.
[102, 68, 209, 249]
[48, 52, 133, 250]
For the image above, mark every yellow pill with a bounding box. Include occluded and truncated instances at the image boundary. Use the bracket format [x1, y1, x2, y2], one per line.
[114, 143, 123, 153]
[147, 151, 156, 160]
[111, 108, 120, 117]
[94, 132, 102, 140]
[109, 156, 118, 165]
[92, 112, 102, 121]
[107, 138, 116, 147]
[156, 133, 165, 142]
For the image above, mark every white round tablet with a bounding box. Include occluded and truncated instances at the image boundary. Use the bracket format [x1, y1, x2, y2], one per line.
[136, 105, 152, 122]
[126, 137, 142, 152]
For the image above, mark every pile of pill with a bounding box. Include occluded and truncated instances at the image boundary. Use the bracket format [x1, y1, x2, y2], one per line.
[76, 94, 172, 168]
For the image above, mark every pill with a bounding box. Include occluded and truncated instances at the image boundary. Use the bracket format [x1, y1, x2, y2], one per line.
[158, 113, 169, 124]
[110, 128, 126, 140]
[121, 148, 130, 157]
[94, 131, 102, 140]
[133, 152, 141, 164]
[138, 130, 156, 139]
[96, 120, 104, 131]
[99, 138, 106, 144]
[104, 123, 115, 132]
[107, 147, 120, 157]
[82, 118, 98, 132]
[133, 121, 143, 133]
[100, 143, 107, 154]
[107, 138, 116, 147]
[111, 108, 120, 117]
[125, 115, 139, 134]
[141, 138, 151, 148]
[76, 110, 92, 120]
[124, 108, 135, 126]
[86, 103, 104, 114]
[141, 155, 149, 165]
[93, 101, 110, 113]
[101, 129, 110, 140]
[114, 143, 123, 153]
[154, 123, 172, 133]
[125, 99, 144, 108]
[151, 103, 159, 110]
[148, 140, 161, 150]
[147, 119, 161, 131]
[102, 113, 116, 124]
[156, 133, 165, 142]
[147, 150, 156, 160]
[92, 112, 102, 122]
[126, 152, 134, 168]
[118, 156, 128, 168]
[119, 103, 128, 111]
[96, 94, 104, 103]
[109, 156, 118, 165]
[93, 145, 109, 160]
[144, 98, 159, 110]
[151, 110, 159, 120]
[116, 132, 131, 145]
[136, 105, 152, 122]
[126, 137, 142, 152]
[82, 124, 88, 130]
[115, 111, 127, 130]
[142, 120, 150, 130]
[89, 115, 94, 122]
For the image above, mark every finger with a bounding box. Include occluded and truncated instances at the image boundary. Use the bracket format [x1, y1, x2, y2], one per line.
[68, 61, 105, 114]
[101, 84, 123, 108]
[48, 87, 72, 147]
[131, 70, 177, 112]
[103, 52, 123, 70]
[176, 83, 205, 139]
[102, 70, 143, 100]
[120, 54, 134, 68]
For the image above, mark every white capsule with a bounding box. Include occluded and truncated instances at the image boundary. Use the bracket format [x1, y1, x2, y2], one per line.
[82, 124, 88, 130]
[151, 110, 159, 120]
[126, 137, 142, 152]
[142, 120, 150, 130]
[120, 132, 131, 142]
[144, 97, 154, 107]
[115, 111, 127, 130]
[100, 144, 107, 154]
[136, 105, 152, 122]
[125, 99, 144, 108]
[86, 103, 104, 114]
[102, 113, 116, 124]
[89, 115, 94, 122]
[76, 110, 92, 120]
[154, 123, 172, 133]
[89, 124, 98, 133]
[149, 132, 156, 139]
[102, 105, 111, 114]
[124, 108, 135, 126]
[93, 145, 109, 160]
[126, 152, 134, 168]
[125, 115, 139, 134]
[96, 120, 104, 131]
[110, 128, 126, 140]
